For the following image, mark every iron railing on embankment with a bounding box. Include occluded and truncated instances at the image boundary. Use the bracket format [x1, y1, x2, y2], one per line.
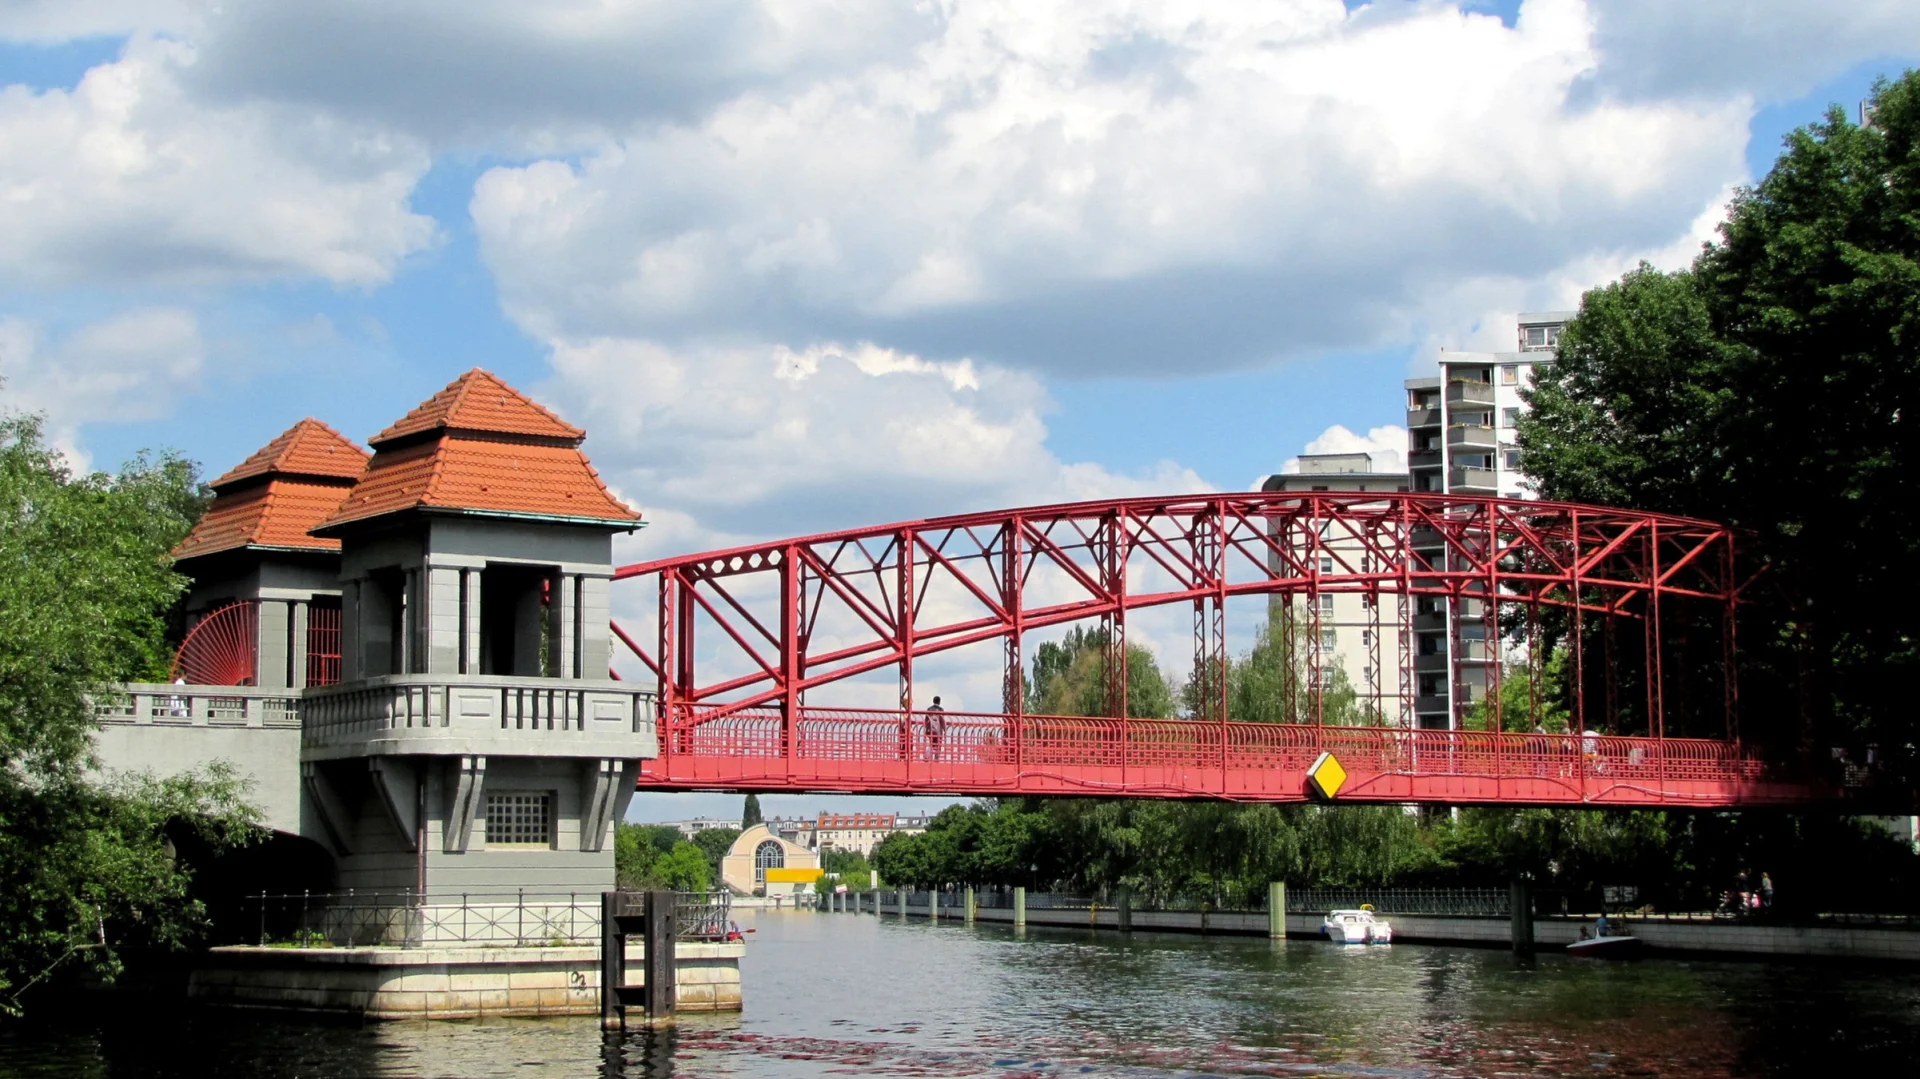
[850, 888, 1920, 928]
[243, 889, 731, 949]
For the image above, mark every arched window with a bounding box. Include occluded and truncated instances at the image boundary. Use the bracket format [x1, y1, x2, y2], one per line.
[754, 840, 785, 882]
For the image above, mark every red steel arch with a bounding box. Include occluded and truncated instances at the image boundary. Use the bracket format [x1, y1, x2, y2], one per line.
[610, 492, 1822, 806]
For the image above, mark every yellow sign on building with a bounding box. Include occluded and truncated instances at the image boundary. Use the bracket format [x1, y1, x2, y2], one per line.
[1307, 751, 1348, 800]
[764, 867, 824, 883]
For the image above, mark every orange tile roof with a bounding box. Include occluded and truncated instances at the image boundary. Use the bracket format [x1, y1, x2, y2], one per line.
[174, 419, 366, 561]
[172, 479, 356, 560]
[318, 435, 640, 529]
[211, 418, 368, 489]
[371, 368, 584, 446]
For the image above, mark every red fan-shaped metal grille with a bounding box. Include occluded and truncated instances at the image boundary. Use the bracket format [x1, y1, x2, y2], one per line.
[171, 601, 259, 686]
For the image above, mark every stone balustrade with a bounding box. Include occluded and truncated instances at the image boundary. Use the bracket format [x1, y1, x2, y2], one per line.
[98, 683, 304, 728]
[299, 674, 657, 761]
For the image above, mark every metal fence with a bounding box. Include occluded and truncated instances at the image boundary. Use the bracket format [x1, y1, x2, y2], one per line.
[1287, 887, 1512, 916]
[245, 889, 730, 949]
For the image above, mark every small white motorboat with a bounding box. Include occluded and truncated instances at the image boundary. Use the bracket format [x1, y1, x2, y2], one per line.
[1567, 919, 1643, 959]
[1321, 908, 1393, 944]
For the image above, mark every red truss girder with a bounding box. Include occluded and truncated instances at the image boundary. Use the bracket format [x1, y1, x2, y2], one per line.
[609, 492, 1831, 807]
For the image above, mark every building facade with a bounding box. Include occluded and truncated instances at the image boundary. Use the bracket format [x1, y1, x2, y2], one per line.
[1403, 312, 1569, 727]
[1261, 453, 1411, 723]
[96, 369, 657, 901]
[767, 812, 932, 857]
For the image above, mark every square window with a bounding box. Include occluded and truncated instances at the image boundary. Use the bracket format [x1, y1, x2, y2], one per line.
[1504, 449, 1523, 470]
[1501, 364, 1518, 385]
[1502, 407, 1520, 427]
[1361, 629, 1372, 646]
[1318, 594, 1335, 613]
[485, 792, 553, 847]
[1319, 556, 1334, 573]
[1525, 326, 1548, 348]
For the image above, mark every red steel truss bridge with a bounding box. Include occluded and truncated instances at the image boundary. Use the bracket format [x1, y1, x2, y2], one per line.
[610, 492, 1830, 807]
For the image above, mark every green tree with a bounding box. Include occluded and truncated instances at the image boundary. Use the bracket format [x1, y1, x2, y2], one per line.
[0, 413, 258, 1014]
[690, 826, 741, 878]
[741, 793, 763, 829]
[654, 842, 714, 891]
[1520, 70, 1920, 766]
[614, 823, 686, 889]
[1027, 627, 1175, 719]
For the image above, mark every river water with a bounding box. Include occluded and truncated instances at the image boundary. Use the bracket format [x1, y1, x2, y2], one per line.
[4, 909, 1919, 1078]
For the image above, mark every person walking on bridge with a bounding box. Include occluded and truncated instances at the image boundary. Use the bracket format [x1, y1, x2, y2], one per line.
[925, 696, 946, 760]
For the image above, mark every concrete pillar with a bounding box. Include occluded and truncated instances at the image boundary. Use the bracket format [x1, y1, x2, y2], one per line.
[289, 599, 310, 689]
[1117, 885, 1132, 933]
[1511, 880, 1534, 954]
[898, 889, 908, 918]
[1268, 882, 1287, 939]
[556, 572, 580, 678]
[579, 574, 611, 678]
[869, 889, 878, 915]
[424, 566, 463, 674]
[256, 599, 291, 688]
[929, 890, 939, 921]
[964, 886, 976, 922]
[462, 569, 482, 674]
[1013, 886, 1027, 928]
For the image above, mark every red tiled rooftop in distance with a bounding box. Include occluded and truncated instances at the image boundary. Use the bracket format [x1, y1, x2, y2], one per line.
[371, 368, 583, 445]
[210, 418, 368, 489]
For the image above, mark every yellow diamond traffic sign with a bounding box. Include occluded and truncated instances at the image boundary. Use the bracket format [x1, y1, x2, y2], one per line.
[1307, 751, 1348, 800]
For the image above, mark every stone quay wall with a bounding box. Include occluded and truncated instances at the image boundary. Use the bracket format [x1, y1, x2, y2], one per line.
[850, 893, 1920, 962]
[189, 940, 744, 1020]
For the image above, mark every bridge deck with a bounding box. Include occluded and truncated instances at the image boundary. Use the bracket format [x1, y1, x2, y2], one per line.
[638, 708, 1826, 807]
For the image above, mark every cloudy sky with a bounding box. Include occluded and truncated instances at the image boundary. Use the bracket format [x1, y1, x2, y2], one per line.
[3, 0, 1914, 822]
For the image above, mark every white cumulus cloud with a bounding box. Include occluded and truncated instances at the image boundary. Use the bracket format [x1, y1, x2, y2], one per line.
[0, 306, 205, 466]
[0, 36, 435, 287]
[538, 336, 1207, 557]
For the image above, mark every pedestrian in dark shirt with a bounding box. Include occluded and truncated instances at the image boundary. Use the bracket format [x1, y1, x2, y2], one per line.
[1760, 872, 1774, 910]
[925, 696, 946, 760]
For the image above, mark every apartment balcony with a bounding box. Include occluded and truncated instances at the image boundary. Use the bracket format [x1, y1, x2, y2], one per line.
[1413, 653, 1449, 673]
[1413, 695, 1451, 718]
[1446, 380, 1495, 407]
[1412, 610, 1446, 632]
[1408, 525, 1444, 549]
[1407, 449, 1442, 469]
[1406, 407, 1441, 429]
[1446, 424, 1497, 451]
[1448, 466, 1497, 494]
[301, 674, 658, 761]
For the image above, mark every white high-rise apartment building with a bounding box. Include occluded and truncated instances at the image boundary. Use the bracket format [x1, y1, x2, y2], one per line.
[1402, 312, 1569, 727]
[1262, 452, 1411, 724]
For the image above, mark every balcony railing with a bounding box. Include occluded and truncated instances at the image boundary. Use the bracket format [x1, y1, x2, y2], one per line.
[97, 683, 302, 729]
[1446, 424, 1496, 450]
[1445, 380, 1495, 406]
[1406, 407, 1440, 428]
[1448, 466, 1497, 492]
[301, 674, 657, 760]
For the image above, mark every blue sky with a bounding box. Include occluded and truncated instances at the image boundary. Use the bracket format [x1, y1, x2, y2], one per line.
[2, 2, 1914, 822]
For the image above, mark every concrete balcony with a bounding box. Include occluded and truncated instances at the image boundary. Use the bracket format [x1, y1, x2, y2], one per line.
[1413, 653, 1449, 673]
[1446, 380, 1495, 407]
[301, 675, 658, 762]
[1447, 424, 1496, 451]
[1412, 610, 1446, 632]
[1448, 466, 1497, 493]
[1407, 449, 1442, 469]
[1406, 407, 1440, 429]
